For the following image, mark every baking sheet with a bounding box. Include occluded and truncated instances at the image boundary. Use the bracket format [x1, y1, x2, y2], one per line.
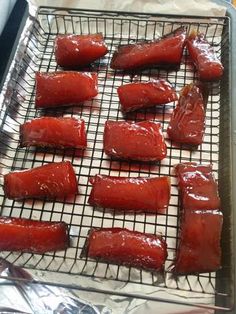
[0, 1, 234, 313]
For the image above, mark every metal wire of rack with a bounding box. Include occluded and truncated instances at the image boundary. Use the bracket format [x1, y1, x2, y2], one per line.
[0, 7, 233, 311]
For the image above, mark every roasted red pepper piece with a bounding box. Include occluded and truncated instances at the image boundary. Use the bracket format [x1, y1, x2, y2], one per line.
[88, 175, 170, 213]
[4, 161, 78, 200]
[117, 80, 177, 112]
[175, 162, 220, 211]
[20, 117, 87, 149]
[186, 31, 224, 81]
[110, 27, 186, 70]
[0, 217, 69, 253]
[167, 84, 206, 146]
[35, 71, 98, 108]
[174, 210, 222, 274]
[55, 33, 108, 67]
[104, 120, 167, 161]
[84, 228, 167, 272]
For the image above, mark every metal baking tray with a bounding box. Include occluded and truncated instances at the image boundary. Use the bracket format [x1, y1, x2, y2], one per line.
[0, 5, 235, 312]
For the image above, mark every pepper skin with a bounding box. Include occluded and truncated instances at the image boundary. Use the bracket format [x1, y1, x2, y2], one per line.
[110, 27, 186, 70]
[175, 162, 221, 211]
[84, 228, 167, 272]
[104, 120, 167, 161]
[55, 33, 108, 67]
[35, 71, 98, 108]
[174, 210, 222, 274]
[4, 161, 78, 200]
[167, 84, 206, 146]
[0, 217, 69, 253]
[20, 117, 87, 149]
[186, 31, 224, 81]
[117, 80, 177, 112]
[88, 175, 170, 213]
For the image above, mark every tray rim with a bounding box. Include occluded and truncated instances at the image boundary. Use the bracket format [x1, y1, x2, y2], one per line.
[37, 5, 228, 20]
[0, 0, 28, 93]
[214, 1, 236, 312]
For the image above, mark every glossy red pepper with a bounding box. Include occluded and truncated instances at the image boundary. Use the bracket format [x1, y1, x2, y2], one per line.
[88, 175, 170, 213]
[104, 120, 167, 161]
[4, 161, 78, 200]
[20, 117, 87, 149]
[186, 31, 224, 81]
[110, 27, 186, 70]
[84, 228, 167, 271]
[117, 79, 177, 112]
[167, 84, 206, 146]
[55, 33, 108, 68]
[175, 162, 221, 211]
[35, 71, 98, 108]
[0, 217, 69, 253]
[174, 210, 222, 274]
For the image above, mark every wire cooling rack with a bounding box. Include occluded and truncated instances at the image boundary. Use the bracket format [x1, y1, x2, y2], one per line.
[0, 7, 233, 311]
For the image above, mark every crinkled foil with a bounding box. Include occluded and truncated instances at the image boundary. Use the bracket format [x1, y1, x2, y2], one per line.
[0, 257, 216, 313]
[0, 0, 227, 313]
[0, 258, 108, 313]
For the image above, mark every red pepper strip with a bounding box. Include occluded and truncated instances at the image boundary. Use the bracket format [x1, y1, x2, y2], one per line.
[84, 228, 167, 272]
[4, 161, 78, 200]
[167, 84, 207, 146]
[55, 33, 108, 68]
[186, 31, 224, 81]
[35, 71, 98, 108]
[20, 117, 87, 149]
[0, 216, 69, 253]
[104, 120, 167, 161]
[110, 27, 186, 70]
[174, 210, 222, 274]
[117, 79, 177, 112]
[175, 162, 221, 211]
[88, 175, 170, 214]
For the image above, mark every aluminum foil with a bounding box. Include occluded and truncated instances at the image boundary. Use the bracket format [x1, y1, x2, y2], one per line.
[0, 258, 109, 313]
[0, 1, 227, 313]
[0, 256, 216, 314]
[0, 256, 217, 314]
[28, 0, 227, 17]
